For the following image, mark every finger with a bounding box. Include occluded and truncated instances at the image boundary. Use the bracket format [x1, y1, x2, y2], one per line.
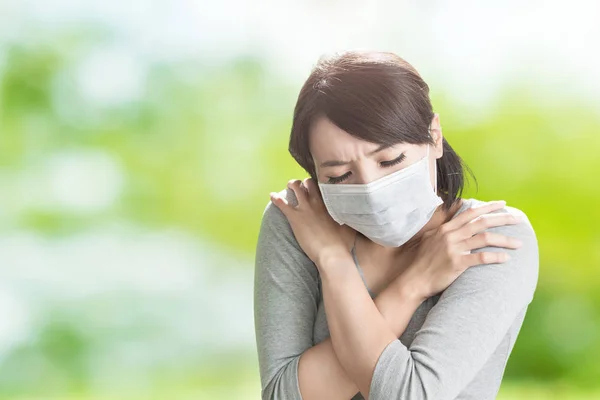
[462, 251, 511, 267]
[303, 177, 322, 200]
[460, 231, 523, 252]
[287, 179, 308, 206]
[442, 200, 506, 232]
[459, 213, 522, 239]
[300, 177, 311, 195]
[270, 192, 291, 217]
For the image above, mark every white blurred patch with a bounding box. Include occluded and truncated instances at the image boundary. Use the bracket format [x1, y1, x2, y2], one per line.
[43, 149, 124, 214]
[75, 47, 146, 108]
[2, 0, 599, 111]
[0, 227, 255, 387]
[0, 289, 31, 358]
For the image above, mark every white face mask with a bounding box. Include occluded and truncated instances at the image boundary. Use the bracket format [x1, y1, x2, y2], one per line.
[318, 145, 443, 247]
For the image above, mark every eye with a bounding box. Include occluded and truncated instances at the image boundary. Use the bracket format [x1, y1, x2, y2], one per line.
[327, 171, 351, 184]
[380, 153, 406, 168]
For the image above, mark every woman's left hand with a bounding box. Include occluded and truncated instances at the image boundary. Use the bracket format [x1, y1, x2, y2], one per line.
[270, 178, 353, 266]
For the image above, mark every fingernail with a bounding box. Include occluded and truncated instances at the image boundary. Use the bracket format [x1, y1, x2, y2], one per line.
[514, 239, 523, 246]
[504, 253, 511, 261]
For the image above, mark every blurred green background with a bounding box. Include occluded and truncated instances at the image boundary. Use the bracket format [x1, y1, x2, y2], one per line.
[0, 1, 599, 399]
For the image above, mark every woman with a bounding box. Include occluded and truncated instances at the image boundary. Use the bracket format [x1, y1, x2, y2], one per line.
[254, 50, 538, 400]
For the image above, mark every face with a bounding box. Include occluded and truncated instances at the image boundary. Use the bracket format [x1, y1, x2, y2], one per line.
[309, 114, 444, 187]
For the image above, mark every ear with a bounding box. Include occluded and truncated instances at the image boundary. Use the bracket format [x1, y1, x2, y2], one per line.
[429, 113, 443, 159]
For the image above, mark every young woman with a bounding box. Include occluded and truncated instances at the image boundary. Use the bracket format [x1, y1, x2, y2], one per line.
[254, 50, 539, 400]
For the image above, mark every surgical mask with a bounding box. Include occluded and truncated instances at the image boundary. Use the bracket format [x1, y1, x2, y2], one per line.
[318, 145, 443, 247]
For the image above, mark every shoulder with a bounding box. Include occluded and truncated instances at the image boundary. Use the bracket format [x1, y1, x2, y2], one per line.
[256, 187, 318, 276]
[457, 198, 537, 244]
[259, 187, 300, 241]
[451, 198, 539, 304]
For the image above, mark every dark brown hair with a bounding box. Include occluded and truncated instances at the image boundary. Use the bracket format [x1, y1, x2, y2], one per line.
[288, 50, 474, 210]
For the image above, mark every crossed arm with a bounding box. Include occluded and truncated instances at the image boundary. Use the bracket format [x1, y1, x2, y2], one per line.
[297, 254, 424, 400]
[254, 199, 538, 400]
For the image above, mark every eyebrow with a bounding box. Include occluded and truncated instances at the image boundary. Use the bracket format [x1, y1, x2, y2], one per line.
[319, 143, 394, 168]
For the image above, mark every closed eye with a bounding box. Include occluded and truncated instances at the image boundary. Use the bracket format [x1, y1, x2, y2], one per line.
[326, 153, 407, 184]
[380, 153, 406, 167]
[327, 171, 351, 184]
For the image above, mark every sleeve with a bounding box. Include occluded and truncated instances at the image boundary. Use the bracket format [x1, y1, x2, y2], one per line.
[368, 206, 540, 400]
[254, 188, 321, 400]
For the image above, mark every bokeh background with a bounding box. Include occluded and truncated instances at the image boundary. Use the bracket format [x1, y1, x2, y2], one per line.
[0, 0, 599, 399]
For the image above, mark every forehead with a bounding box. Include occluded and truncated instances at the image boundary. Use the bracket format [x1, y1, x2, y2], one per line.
[308, 115, 381, 160]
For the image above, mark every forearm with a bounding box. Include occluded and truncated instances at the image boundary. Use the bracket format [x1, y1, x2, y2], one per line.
[298, 337, 358, 400]
[374, 273, 425, 337]
[315, 250, 424, 398]
[298, 253, 424, 400]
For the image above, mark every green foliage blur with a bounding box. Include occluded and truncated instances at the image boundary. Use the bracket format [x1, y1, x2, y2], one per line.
[1, 30, 599, 399]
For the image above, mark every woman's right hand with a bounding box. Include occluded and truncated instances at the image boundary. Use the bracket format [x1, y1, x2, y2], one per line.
[398, 201, 524, 302]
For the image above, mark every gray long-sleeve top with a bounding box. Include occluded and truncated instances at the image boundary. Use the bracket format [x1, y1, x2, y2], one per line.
[254, 191, 539, 400]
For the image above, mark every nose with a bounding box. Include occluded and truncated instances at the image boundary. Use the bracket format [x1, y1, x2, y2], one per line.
[355, 168, 385, 185]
